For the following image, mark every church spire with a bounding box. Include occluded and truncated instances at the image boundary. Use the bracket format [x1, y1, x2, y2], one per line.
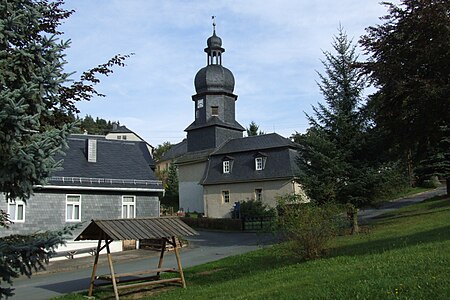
[205, 16, 224, 65]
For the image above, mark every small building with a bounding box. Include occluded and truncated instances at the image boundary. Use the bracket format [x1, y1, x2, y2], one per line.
[0, 135, 164, 251]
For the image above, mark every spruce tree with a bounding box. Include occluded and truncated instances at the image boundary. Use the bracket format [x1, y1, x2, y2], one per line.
[297, 27, 371, 234]
[0, 0, 129, 296]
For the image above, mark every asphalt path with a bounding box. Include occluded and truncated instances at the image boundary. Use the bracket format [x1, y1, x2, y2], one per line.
[358, 186, 447, 221]
[8, 230, 276, 300]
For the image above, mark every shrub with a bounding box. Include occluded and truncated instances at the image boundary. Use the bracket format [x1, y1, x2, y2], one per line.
[277, 194, 342, 259]
[239, 199, 276, 219]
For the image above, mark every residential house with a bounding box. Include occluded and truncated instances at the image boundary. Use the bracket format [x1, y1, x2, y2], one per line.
[0, 134, 163, 252]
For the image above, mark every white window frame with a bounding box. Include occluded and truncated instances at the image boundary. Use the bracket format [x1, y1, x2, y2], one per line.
[222, 190, 230, 204]
[122, 196, 136, 218]
[255, 157, 264, 170]
[223, 160, 230, 174]
[66, 195, 81, 222]
[8, 199, 25, 223]
[255, 188, 263, 201]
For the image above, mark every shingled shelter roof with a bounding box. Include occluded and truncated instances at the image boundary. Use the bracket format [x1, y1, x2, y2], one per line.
[75, 217, 198, 241]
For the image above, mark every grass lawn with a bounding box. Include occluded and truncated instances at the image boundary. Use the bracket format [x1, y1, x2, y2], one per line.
[54, 194, 450, 299]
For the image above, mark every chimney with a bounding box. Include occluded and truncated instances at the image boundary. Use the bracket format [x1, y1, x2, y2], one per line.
[112, 122, 118, 130]
[86, 139, 97, 163]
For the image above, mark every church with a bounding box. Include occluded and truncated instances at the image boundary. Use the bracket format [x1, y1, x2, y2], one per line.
[177, 26, 304, 218]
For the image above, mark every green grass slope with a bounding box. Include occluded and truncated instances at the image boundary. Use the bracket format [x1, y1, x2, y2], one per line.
[152, 196, 450, 300]
[55, 194, 450, 299]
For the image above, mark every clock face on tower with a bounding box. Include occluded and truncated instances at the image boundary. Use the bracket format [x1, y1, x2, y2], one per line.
[197, 99, 204, 109]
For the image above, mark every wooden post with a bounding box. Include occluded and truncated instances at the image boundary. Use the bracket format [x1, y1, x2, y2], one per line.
[88, 239, 102, 296]
[156, 239, 166, 278]
[172, 236, 186, 288]
[106, 240, 120, 300]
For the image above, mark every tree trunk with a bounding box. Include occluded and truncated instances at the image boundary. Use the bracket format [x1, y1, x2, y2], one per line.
[351, 209, 359, 235]
[446, 177, 450, 197]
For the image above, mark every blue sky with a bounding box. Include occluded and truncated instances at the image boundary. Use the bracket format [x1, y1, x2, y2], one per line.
[60, 0, 392, 146]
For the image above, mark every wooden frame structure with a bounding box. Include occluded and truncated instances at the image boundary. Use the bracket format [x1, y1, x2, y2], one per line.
[75, 217, 198, 300]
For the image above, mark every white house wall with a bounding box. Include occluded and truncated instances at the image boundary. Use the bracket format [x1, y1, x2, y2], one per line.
[203, 179, 302, 218]
[178, 161, 207, 213]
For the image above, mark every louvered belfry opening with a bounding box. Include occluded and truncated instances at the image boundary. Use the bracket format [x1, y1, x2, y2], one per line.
[75, 217, 198, 300]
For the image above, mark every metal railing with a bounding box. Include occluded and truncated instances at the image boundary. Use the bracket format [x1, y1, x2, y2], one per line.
[49, 176, 162, 186]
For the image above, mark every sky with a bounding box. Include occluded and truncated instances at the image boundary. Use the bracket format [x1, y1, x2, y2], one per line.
[59, 0, 393, 147]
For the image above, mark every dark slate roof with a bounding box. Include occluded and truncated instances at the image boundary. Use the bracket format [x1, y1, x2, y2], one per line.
[176, 148, 214, 165]
[212, 133, 297, 155]
[160, 139, 187, 162]
[75, 217, 198, 241]
[185, 117, 245, 132]
[136, 141, 156, 169]
[202, 133, 300, 185]
[45, 136, 162, 191]
[109, 125, 133, 133]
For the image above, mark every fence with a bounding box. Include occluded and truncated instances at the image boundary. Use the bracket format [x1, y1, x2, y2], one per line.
[242, 216, 276, 231]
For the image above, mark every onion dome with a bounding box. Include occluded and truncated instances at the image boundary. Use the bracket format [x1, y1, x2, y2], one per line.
[194, 65, 235, 93]
[194, 26, 234, 94]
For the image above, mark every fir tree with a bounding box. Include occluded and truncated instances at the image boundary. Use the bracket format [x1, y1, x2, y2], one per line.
[0, 0, 129, 296]
[297, 27, 372, 234]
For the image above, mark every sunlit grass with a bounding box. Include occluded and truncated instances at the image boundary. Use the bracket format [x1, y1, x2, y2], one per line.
[54, 194, 450, 299]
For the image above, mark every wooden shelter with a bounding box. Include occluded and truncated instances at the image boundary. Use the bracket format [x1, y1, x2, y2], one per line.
[75, 217, 198, 300]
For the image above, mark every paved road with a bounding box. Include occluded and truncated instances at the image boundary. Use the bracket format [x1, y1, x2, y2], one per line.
[359, 186, 447, 221]
[8, 231, 276, 300]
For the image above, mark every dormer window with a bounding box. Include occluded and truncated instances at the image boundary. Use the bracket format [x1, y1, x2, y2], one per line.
[254, 152, 267, 170]
[255, 157, 264, 170]
[223, 160, 230, 173]
[222, 156, 234, 174]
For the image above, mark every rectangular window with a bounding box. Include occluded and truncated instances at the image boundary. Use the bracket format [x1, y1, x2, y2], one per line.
[8, 200, 25, 222]
[117, 136, 122, 140]
[255, 157, 264, 170]
[211, 106, 219, 116]
[66, 195, 81, 222]
[122, 196, 136, 218]
[255, 188, 263, 201]
[222, 191, 230, 203]
[122, 135, 127, 140]
[223, 160, 230, 173]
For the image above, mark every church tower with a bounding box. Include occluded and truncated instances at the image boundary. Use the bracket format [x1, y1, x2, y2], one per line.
[185, 24, 244, 152]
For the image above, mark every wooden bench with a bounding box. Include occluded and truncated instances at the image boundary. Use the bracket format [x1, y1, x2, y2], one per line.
[95, 268, 182, 289]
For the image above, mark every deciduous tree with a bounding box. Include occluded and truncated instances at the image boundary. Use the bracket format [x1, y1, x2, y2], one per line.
[360, 0, 450, 191]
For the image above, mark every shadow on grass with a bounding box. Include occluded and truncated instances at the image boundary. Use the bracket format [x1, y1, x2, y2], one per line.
[183, 245, 300, 287]
[330, 224, 450, 258]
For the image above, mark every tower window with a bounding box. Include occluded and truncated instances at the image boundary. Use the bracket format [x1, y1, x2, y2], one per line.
[211, 106, 219, 116]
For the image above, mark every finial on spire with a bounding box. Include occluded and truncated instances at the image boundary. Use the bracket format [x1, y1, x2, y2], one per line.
[212, 15, 216, 34]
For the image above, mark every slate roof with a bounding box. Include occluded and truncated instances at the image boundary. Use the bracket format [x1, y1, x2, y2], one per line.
[44, 136, 163, 191]
[160, 139, 187, 162]
[202, 133, 300, 185]
[185, 117, 245, 132]
[109, 125, 133, 133]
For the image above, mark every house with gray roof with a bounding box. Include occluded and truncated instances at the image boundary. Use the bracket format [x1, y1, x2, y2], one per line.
[177, 26, 305, 218]
[0, 134, 163, 250]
